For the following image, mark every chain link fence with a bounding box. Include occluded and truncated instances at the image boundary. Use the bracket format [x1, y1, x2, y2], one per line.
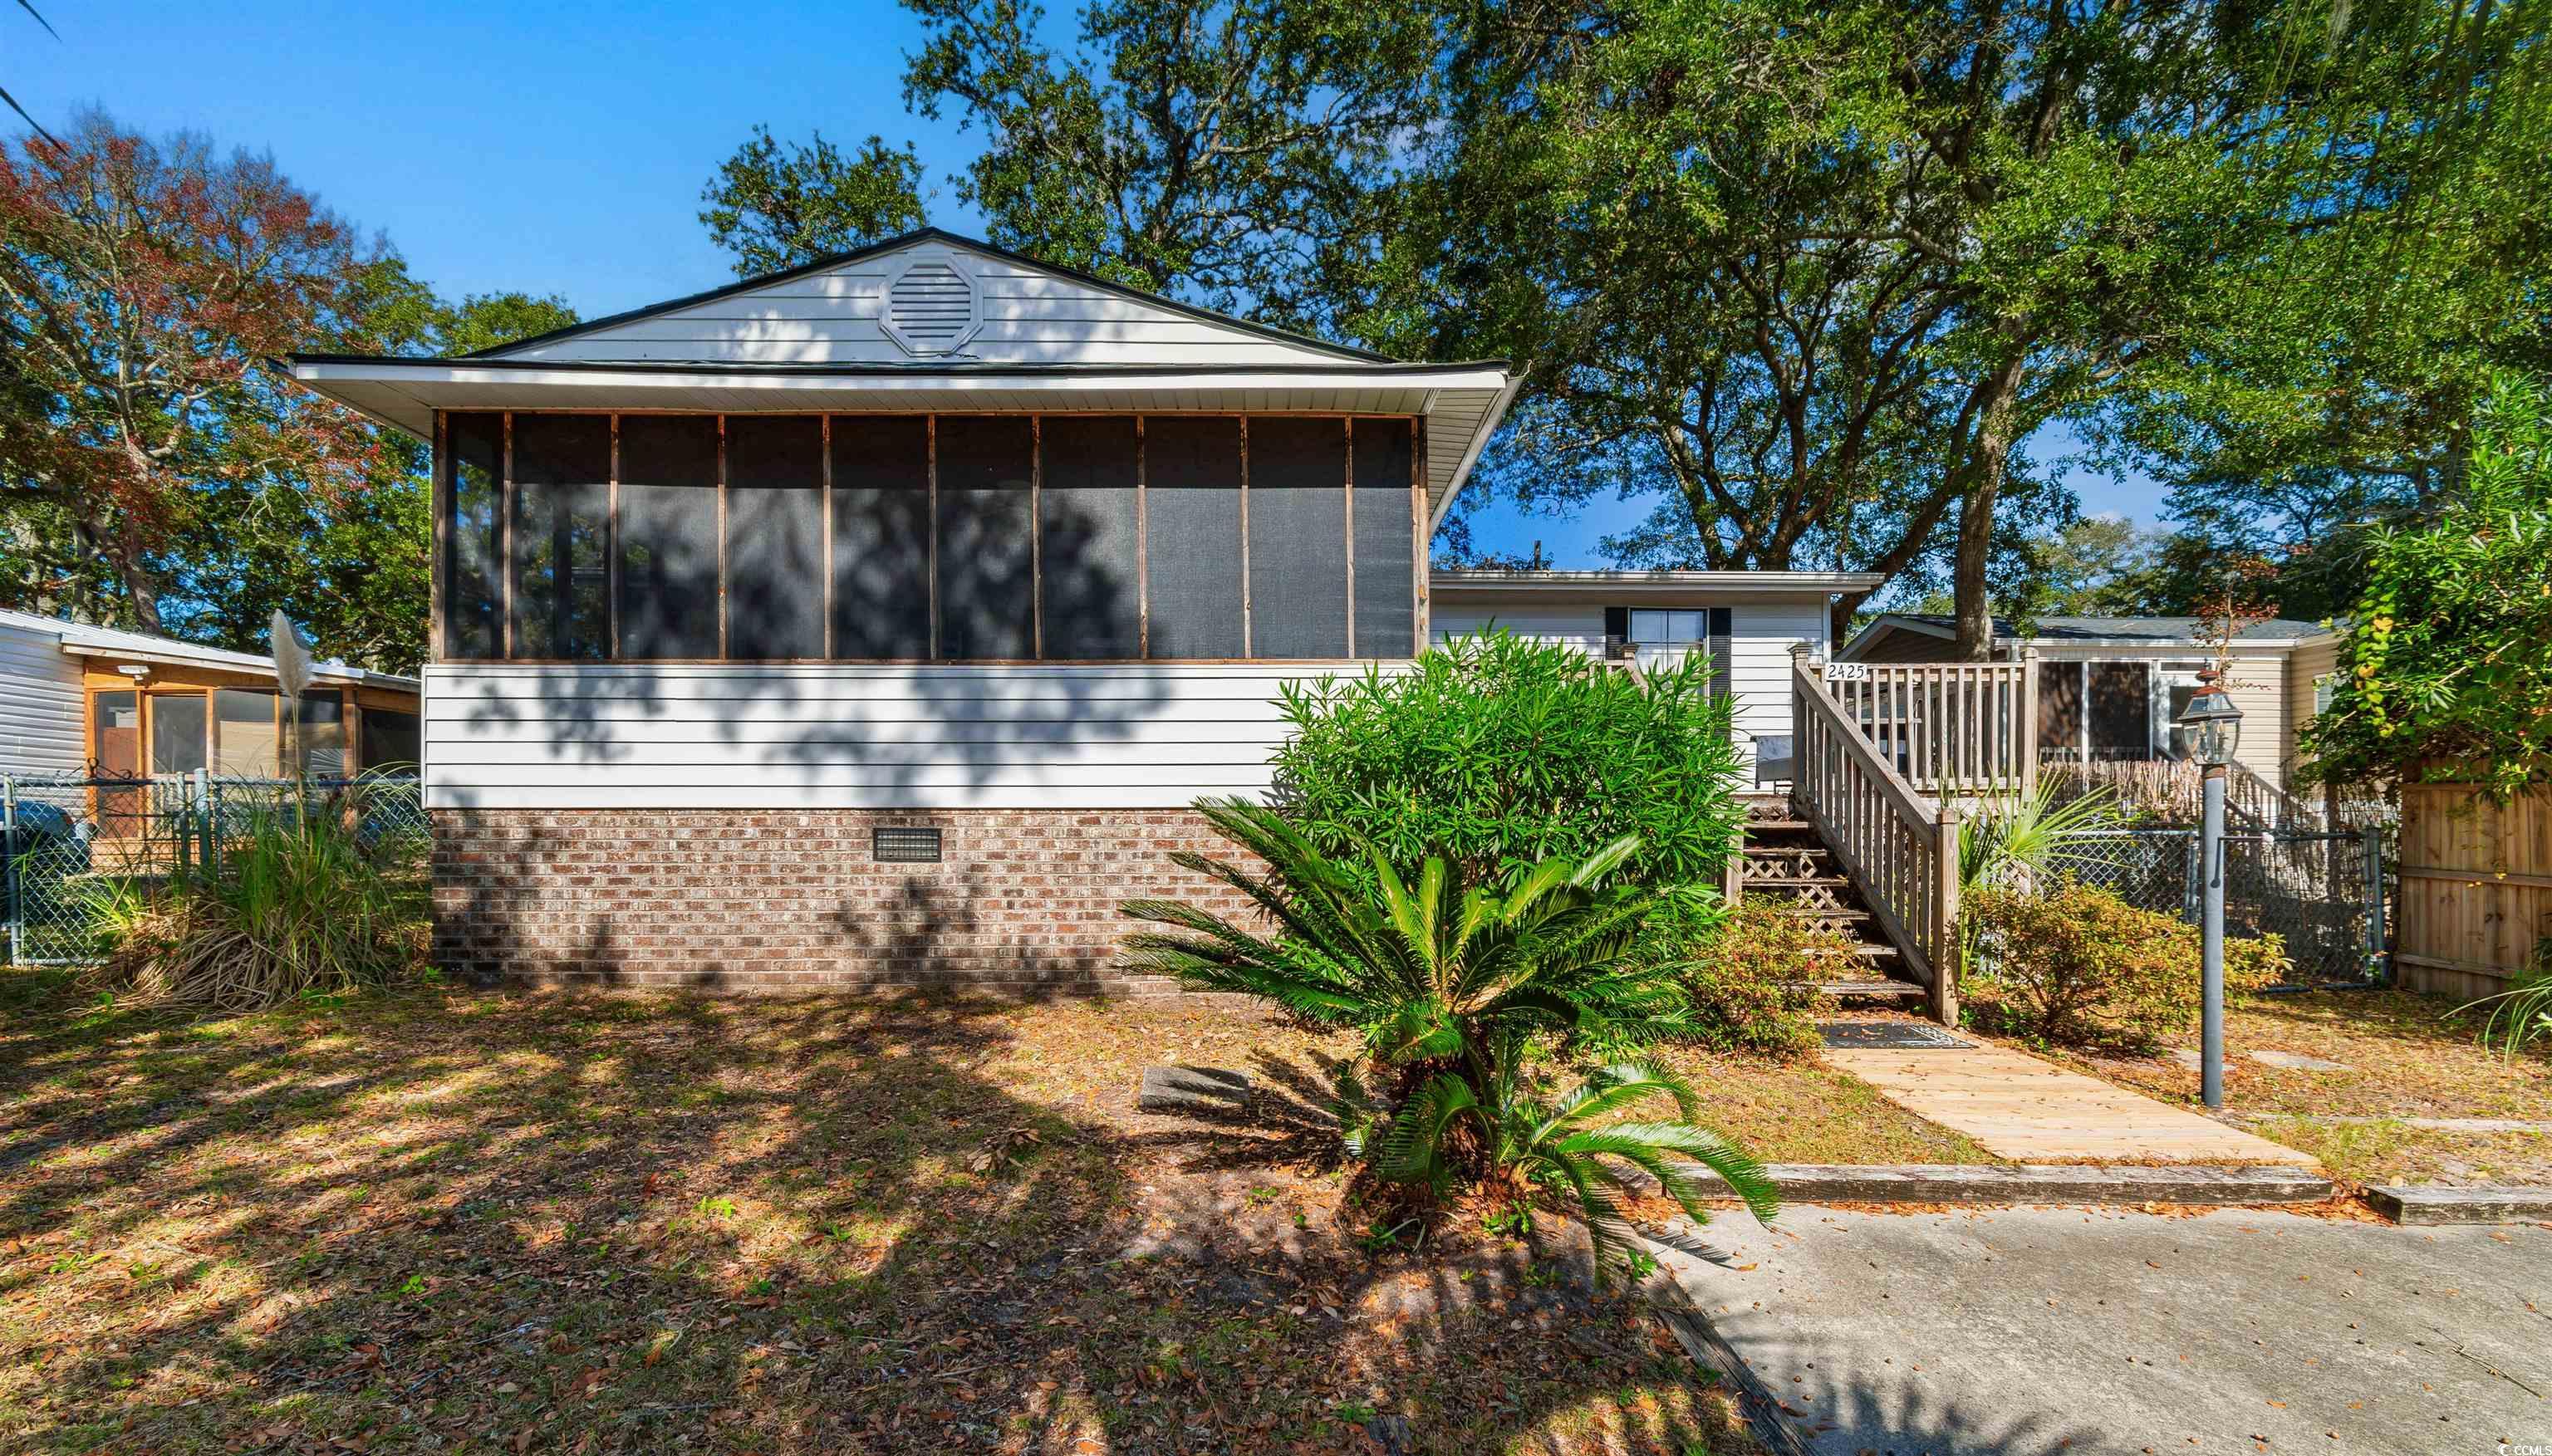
[2039, 826, 2388, 988]
[2, 772, 426, 965]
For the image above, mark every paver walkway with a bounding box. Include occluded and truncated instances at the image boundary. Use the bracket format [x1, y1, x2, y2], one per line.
[1822, 1040, 2318, 1164]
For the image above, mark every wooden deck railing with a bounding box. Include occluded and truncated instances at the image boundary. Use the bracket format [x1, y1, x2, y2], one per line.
[1790, 646, 1962, 1024]
[1818, 654, 2039, 797]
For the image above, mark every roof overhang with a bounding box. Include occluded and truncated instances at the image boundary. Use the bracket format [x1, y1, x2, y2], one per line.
[277, 355, 1515, 520]
[1433, 570, 1885, 596]
[1838, 612, 2334, 661]
[57, 640, 418, 692]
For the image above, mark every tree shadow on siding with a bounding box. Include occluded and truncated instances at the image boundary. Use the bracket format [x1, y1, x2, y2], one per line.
[0, 977, 1755, 1454]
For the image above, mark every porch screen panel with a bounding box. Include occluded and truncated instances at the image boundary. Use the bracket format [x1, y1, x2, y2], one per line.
[150, 694, 208, 777]
[1143, 416, 1244, 659]
[725, 415, 826, 659]
[510, 414, 611, 659]
[298, 694, 347, 778]
[1245, 417, 1348, 658]
[361, 708, 422, 772]
[831, 416, 931, 658]
[1349, 418, 1415, 655]
[444, 412, 503, 659]
[2038, 660, 2083, 754]
[616, 414, 721, 659]
[1038, 416, 1140, 659]
[935, 416, 1036, 659]
[2087, 662, 2151, 757]
[213, 689, 282, 777]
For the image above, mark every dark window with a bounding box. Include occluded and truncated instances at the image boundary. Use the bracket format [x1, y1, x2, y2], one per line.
[298, 693, 348, 779]
[361, 708, 422, 772]
[726, 415, 826, 659]
[510, 414, 611, 659]
[935, 416, 1035, 659]
[1350, 418, 1415, 656]
[2038, 660, 2082, 754]
[832, 416, 932, 657]
[1245, 417, 1348, 658]
[1038, 416, 1140, 659]
[614, 414, 722, 658]
[2087, 661, 2152, 757]
[1144, 416, 1244, 658]
[444, 413, 503, 659]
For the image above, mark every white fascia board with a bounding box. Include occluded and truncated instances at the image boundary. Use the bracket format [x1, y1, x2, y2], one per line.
[283, 359, 1513, 400]
[1432, 571, 1887, 595]
[1427, 373, 1525, 536]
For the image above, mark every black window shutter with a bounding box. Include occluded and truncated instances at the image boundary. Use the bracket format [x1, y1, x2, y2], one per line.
[1708, 607, 1733, 697]
[1603, 605, 1629, 648]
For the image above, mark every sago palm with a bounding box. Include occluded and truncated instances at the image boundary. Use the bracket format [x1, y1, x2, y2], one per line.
[1119, 797, 1687, 1071]
[1383, 1053, 1779, 1277]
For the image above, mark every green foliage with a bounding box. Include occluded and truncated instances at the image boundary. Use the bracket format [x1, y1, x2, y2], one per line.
[1271, 630, 1745, 891]
[85, 782, 429, 1013]
[1117, 798, 1774, 1277]
[2305, 375, 2552, 796]
[1962, 883, 2288, 1047]
[698, 125, 929, 277]
[2455, 939, 2552, 1062]
[1631, 897, 1832, 1058]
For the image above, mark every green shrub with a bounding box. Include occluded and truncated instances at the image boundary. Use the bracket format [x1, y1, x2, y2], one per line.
[1118, 798, 1776, 1278]
[1961, 882, 2287, 1046]
[1271, 630, 1746, 890]
[1632, 895, 1835, 1057]
[87, 795, 428, 1013]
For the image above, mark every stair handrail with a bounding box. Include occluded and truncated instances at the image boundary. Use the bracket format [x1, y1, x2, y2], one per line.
[1790, 645, 1963, 1025]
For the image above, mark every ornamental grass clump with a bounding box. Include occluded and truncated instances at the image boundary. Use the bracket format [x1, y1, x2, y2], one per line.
[89, 793, 428, 1013]
[1118, 797, 1777, 1277]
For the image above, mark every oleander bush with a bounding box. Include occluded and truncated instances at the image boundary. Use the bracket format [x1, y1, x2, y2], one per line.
[1271, 629, 1746, 891]
[1961, 881, 2289, 1046]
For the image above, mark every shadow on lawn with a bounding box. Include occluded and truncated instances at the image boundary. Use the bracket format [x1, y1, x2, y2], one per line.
[0, 973, 1746, 1455]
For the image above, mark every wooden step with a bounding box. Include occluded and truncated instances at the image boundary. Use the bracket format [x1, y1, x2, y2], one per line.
[1741, 875, 1855, 891]
[1790, 979, 1926, 1001]
[1799, 943, 1899, 959]
[1742, 819, 1814, 833]
[1742, 845, 1832, 859]
[1771, 906, 1872, 924]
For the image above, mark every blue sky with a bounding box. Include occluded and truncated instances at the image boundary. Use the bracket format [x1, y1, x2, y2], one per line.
[12, 0, 2157, 564]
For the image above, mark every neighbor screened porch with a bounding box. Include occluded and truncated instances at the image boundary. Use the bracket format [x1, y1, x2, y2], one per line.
[434, 411, 1426, 665]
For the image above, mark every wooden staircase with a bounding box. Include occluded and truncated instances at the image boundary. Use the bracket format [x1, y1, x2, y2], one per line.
[1737, 797, 1929, 1009]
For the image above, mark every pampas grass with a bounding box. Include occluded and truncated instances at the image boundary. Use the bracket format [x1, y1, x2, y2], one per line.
[88, 791, 428, 1013]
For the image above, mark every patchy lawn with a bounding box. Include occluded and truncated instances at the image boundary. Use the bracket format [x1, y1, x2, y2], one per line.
[1642, 1048, 1999, 1168]
[2023, 989, 2552, 1187]
[0, 971, 1792, 1456]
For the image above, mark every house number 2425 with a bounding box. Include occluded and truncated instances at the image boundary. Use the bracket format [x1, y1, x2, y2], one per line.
[1823, 663, 1870, 681]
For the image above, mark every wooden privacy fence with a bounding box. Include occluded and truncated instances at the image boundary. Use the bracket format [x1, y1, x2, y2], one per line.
[2394, 779, 2552, 999]
[1818, 654, 2039, 797]
[1790, 646, 1963, 1023]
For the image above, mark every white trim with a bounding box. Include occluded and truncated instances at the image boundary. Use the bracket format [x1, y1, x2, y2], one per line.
[1433, 570, 1886, 594]
[1426, 374, 1524, 536]
[284, 359, 1514, 399]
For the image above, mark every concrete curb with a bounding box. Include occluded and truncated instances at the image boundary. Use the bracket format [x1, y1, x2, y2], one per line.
[1661, 1161, 2336, 1206]
[2365, 1184, 2552, 1225]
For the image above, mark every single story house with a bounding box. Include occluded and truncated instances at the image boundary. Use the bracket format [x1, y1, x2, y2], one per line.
[279, 227, 1523, 993]
[1430, 569, 1885, 784]
[0, 607, 422, 836]
[1837, 613, 2342, 791]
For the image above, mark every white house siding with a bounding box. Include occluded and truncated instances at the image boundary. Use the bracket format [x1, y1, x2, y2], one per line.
[2282, 637, 2340, 778]
[1429, 593, 1831, 777]
[420, 663, 1406, 811]
[488, 241, 1364, 370]
[0, 620, 87, 779]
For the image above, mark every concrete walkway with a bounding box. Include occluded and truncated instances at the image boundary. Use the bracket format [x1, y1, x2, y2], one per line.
[1823, 1040, 2318, 1164]
[1649, 1204, 2551, 1455]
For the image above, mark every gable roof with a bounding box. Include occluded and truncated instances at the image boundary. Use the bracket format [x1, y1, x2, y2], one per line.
[277, 228, 1519, 522]
[463, 228, 1398, 367]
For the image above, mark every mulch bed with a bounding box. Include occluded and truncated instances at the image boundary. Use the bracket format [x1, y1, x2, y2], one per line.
[0, 973, 1764, 1455]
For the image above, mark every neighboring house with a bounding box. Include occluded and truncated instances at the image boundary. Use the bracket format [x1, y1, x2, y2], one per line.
[1431, 569, 1886, 785]
[1838, 613, 2343, 791]
[279, 228, 1520, 993]
[0, 608, 421, 837]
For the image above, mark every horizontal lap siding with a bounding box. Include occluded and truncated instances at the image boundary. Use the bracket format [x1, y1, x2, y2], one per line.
[0, 623, 87, 777]
[1429, 602, 1605, 654]
[422, 664, 1372, 811]
[1728, 600, 1828, 769]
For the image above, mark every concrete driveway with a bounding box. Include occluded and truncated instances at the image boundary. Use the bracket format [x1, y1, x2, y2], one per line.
[1647, 1204, 2550, 1456]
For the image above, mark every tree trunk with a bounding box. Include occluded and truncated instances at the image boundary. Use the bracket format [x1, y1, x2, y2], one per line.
[1952, 346, 2029, 661]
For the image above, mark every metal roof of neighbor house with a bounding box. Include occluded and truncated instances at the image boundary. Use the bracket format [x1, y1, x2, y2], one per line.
[0, 609, 420, 691]
[1843, 611, 2338, 656]
[1431, 569, 1887, 594]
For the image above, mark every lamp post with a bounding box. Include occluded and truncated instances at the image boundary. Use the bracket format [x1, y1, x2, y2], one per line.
[2177, 671, 2245, 1110]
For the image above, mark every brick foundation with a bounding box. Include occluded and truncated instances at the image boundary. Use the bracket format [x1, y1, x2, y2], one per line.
[430, 808, 1258, 993]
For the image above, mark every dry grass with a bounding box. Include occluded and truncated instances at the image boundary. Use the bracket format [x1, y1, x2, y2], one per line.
[0, 971, 1786, 1456]
[2022, 988, 2552, 1186]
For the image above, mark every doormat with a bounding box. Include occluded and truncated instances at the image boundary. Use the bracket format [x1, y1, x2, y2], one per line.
[1817, 1021, 1973, 1050]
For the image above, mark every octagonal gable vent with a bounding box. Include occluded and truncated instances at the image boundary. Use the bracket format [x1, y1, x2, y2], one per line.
[881, 258, 982, 356]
